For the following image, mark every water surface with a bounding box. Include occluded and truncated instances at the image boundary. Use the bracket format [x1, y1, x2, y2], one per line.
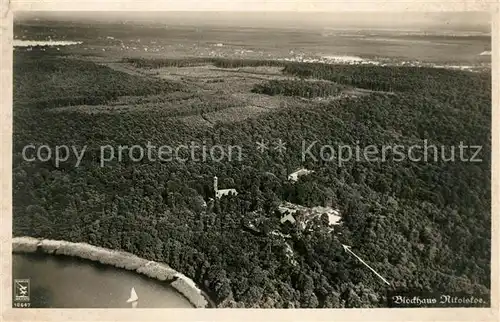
[13, 253, 194, 308]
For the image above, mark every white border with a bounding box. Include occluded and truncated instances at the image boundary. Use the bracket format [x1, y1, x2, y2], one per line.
[1, 1, 498, 321]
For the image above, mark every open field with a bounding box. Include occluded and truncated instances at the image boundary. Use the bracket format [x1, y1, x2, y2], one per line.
[29, 53, 382, 125]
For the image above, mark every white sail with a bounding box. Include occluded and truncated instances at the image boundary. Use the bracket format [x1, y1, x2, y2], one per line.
[126, 287, 139, 303]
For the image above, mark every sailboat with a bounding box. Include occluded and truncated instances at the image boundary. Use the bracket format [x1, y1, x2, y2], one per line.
[126, 287, 139, 308]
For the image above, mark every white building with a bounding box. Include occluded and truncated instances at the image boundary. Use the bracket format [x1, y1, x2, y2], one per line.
[214, 176, 238, 199]
[288, 168, 314, 182]
[280, 213, 296, 224]
[278, 201, 342, 228]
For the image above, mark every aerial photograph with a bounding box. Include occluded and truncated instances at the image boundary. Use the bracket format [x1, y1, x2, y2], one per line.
[11, 11, 491, 309]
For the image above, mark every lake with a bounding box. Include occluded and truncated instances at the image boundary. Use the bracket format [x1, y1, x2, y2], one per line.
[12, 253, 194, 308]
[13, 40, 83, 47]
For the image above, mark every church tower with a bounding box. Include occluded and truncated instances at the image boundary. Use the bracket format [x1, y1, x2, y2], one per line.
[213, 176, 218, 197]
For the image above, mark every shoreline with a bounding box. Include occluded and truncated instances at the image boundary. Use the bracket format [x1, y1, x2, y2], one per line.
[12, 236, 213, 308]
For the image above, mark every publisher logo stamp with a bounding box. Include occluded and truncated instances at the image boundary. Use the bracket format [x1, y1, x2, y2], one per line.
[14, 279, 30, 303]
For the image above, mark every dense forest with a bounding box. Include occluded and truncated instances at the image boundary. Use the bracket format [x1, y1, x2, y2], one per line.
[252, 79, 346, 98]
[14, 54, 183, 110]
[13, 50, 491, 308]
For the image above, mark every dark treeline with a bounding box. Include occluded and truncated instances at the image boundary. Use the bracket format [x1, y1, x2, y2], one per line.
[13, 53, 491, 308]
[252, 79, 346, 98]
[282, 63, 491, 97]
[124, 57, 287, 69]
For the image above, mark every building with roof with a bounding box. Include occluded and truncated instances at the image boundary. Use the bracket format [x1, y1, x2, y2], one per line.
[280, 213, 296, 225]
[214, 176, 238, 199]
[288, 168, 314, 182]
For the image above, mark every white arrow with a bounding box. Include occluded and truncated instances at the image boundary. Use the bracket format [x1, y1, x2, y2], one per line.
[342, 244, 391, 286]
